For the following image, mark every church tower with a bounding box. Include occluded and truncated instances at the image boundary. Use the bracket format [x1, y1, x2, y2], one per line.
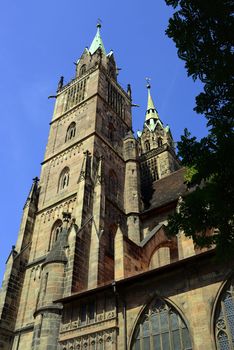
[0, 23, 141, 349]
[137, 82, 180, 206]
[1, 24, 231, 350]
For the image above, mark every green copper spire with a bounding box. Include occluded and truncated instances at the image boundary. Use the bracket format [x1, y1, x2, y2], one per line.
[145, 82, 159, 122]
[144, 81, 163, 132]
[89, 22, 106, 55]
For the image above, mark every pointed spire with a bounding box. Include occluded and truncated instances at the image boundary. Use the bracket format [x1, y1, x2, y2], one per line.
[145, 80, 159, 122]
[89, 22, 106, 55]
[23, 177, 39, 209]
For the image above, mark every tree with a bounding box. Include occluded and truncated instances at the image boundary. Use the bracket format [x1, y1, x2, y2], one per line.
[164, 0, 234, 255]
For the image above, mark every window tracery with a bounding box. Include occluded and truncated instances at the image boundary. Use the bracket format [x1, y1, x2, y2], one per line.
[107, 81, 125, 119]
[215, 278, 234, 349]
[65, 122, 76, 142]
[131, 298, 192, 350]
[58, 167, 70, 191]
[64, 78, 87, 112]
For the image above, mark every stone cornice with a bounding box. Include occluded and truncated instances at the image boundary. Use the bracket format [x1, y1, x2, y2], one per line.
[139, 144, 177, 162]
[42, 131, 125, 166]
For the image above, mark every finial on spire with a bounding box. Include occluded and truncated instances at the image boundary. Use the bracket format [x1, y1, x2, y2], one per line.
[146, 77, 151, 89]
[97, 18, 102, 29]
[144, 78, 161, 127]
[89, 19, 106, 55]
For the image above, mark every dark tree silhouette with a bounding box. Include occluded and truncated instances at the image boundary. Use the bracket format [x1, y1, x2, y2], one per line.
[164, 0, 234, 255]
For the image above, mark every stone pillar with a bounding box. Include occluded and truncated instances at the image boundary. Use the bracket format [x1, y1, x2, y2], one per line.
[123, 133, 141, 243]
[177, 231, 195, 259]
[0, 178, 39, 350]
[32, 213, 69, 350]
[114, 225, 125, 280]
[88, 157, 105, 289]
[74, 151, 91, 227]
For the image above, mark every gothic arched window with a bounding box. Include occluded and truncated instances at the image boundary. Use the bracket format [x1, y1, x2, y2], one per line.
[80, 64, 86, 76]
[131, 298, 192, 350]
[58, 167, 70, 191]
[215, 277, 234, 349]
[48, 219, 63, 251]
[145, 140, 150, 152]
[65, 122, 76, 142]
[158, 137, 163, 147]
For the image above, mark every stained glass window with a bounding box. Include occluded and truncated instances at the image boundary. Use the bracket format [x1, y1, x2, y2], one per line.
[131, 298, 192, 350]
[215, 278, 234, 349]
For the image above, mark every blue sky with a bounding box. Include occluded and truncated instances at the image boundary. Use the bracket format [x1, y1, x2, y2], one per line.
[0, 0, 207, 282]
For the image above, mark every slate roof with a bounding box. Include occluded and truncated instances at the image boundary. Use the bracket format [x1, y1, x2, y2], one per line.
[149, 167, 187, 210]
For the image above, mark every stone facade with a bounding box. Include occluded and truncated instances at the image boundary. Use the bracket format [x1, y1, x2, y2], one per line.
[0, 25, 233, 350]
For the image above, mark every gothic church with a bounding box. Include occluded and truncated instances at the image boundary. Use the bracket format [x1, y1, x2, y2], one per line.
[0, 24, 233, 350]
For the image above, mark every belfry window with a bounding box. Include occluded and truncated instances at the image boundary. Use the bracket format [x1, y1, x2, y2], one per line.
[58, 167, 70, 191]
[158, 137, 163, 147]
[145, 140, 150, 152]
[215, 277, 234, 349]
[131, 298, 192, 350]
[64, 78, 87, 112]
[107, 81, 125, 119]
[80, 64, 86, 76]
[65, 122, 76, 142]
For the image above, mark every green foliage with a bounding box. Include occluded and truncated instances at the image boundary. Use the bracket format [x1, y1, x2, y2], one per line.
[184, 166, 198, 185]
[164, 0, 234, 255]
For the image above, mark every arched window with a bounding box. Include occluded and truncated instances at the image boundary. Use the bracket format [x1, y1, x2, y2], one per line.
[58, 167, 70, 191]
[80, 64, 86, 76]
[65, 122, 76, 142]
[48, 219, 63, 251]
[215, 277, 234, 349]
[131, 298, 192, 350]
[158, 137, 163, 147]
[145, 140, 150, 152]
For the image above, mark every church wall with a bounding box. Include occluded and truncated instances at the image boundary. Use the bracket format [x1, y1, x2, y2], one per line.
[57, 255, 233, 350]
[59, 292, 117, 349]
[140, 206, 175, 239]
[51, 68, 99, 123]
[14, 265, 40, 329]
[123, 256, 232, 350]
[71, 223, 92, 293]
[45, 69, 99, 161]
[12, 330, 33, 350]
[28, 197, 76, 261]
[2, 24, 231, 350]
[97, 69, 132, 131]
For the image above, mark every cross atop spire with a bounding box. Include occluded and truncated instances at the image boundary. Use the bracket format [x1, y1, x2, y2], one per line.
[89, 22, 106, 55]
